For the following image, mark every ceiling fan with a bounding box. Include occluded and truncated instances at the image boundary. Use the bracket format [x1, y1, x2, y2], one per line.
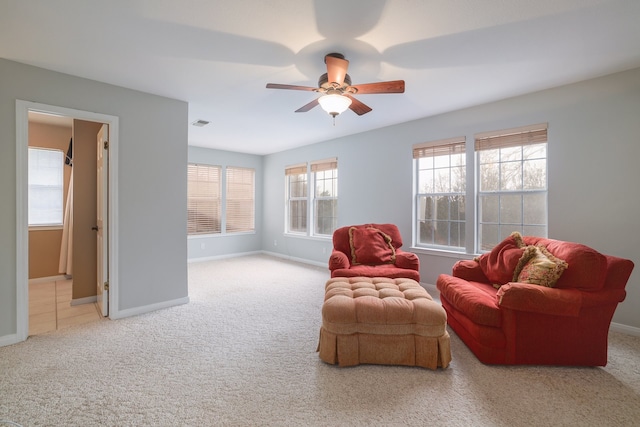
[266, 53, 404, 121]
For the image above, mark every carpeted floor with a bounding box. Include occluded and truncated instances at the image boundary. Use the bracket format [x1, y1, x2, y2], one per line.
[1, 254, 640, 426]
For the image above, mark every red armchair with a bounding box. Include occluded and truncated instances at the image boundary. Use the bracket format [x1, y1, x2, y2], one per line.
[436, 233, 634, 366]
[329, 223, 420, 281]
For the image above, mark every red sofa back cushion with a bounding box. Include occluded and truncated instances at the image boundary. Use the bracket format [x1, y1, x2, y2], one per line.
[349, 226, 397, 265]
[333, 224, 404, 258]
[477, 232, 525, 285]
[523, 236, 608, 290]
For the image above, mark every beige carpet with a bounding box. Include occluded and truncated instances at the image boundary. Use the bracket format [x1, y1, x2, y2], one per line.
[1, 254, 640, 426]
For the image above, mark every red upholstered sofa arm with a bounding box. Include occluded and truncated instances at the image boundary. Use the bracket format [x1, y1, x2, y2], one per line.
[329, 250, 350, 271]
[452, 259, 489, 283]
[395, 251, 420, 271]
[496, 283, 627, 317]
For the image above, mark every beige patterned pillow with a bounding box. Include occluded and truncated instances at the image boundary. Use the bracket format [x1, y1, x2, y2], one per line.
[517, 245, 568, 287]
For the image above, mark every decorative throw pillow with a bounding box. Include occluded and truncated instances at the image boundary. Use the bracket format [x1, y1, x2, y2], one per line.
[517, 245, 568, 287]
[512, 245, 538, 281]
[349, 226, 396, 265]
[477, 231, 526, 286]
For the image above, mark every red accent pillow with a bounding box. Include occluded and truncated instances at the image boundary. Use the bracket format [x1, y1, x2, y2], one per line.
[349, 227, 396, 265]
[477, 232, 525, 286]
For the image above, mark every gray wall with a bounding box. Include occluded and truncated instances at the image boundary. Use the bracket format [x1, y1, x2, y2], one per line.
[262, 67, 640, 329]
[187, 146, 263, 260]
[0, 59, 188, 340]
[5, 57, 636, 339]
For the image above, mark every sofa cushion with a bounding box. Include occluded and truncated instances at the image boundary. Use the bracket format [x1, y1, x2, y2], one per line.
[517, 245, 568, 287]
[437, 274, 502, 328]
[349, 226, 396, 265]
[523, 237, 608, 290]
[477, 232, 526, 286]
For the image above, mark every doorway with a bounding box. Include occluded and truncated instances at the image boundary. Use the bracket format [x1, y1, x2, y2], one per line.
[15, 100, 120, 343]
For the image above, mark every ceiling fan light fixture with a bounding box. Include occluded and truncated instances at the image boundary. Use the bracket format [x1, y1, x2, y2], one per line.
[318, 94, 352, 117]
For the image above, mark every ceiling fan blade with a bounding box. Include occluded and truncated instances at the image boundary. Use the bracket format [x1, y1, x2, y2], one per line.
[266, 83, 317, 91]
[325, 55, 349, 86]
[350, 80, 405, 94]
[295, 98, 320, 113]
[346, 95, 372, 116]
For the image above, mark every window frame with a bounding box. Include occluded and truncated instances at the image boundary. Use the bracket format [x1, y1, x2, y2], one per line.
[28, 147, 65, 228]
[311, 158, 338, 237]
[413, 137, 467, 251]
[225, 166, 255, 234]
[475, 124, 548, 252]
[187, 163, 222, 235]
[411, 123, 549, 255]
[285, 158, 338, 239]
[285, 163, 308, 235]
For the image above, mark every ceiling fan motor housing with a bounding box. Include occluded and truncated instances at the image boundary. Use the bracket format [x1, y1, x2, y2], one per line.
[318, 73, 352, 91]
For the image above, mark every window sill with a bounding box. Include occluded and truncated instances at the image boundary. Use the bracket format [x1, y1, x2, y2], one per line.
[410, 246, 477, 260]
[283, 232, 332, 242]
[29, 225, 63, 232]
[188, 231, 256, 239]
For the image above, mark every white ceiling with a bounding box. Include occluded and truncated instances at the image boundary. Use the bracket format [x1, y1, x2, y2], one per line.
[3, 0, 640, 155]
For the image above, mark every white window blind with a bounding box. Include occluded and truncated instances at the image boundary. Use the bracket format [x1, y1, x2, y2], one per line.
[226, 167, 255, 233]
[187, 163, 221, 234]
[413, 137, 466, 159]
[29, 147, 64, 226]
[475, 123, 548, 151]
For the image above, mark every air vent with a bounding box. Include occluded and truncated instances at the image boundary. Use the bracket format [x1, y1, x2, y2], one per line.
[191, 119, 210, 127]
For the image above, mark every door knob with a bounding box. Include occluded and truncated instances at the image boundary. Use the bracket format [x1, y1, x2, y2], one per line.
[91, 226, 99, 231]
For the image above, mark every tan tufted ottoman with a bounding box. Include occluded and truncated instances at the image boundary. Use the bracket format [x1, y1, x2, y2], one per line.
[317, 277, 451, 369]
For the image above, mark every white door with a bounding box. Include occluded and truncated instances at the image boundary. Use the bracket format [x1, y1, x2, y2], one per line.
[96, 124, 109, 317]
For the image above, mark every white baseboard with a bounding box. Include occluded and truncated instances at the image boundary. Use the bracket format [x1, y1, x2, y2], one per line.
[188, 251, 262, 264]
[0, 333, 20, 348]
[188, 250, 328, 269]
[610, 322, 640, 336]
[109, 296, 190, 320]
[261, 250, 327, 268]
[71, 296, 97, 306]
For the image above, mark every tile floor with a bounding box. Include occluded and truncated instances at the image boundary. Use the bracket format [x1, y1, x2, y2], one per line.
[29, 279, 103, 336]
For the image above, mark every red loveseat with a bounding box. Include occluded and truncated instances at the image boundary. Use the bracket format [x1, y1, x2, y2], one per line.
[436, 233, 634, 366]
[329, 224, 420, 281]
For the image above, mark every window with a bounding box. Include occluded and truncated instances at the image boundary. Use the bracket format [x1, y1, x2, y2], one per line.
[285, 164, 308, 234]
[476, 124, 548, 251]
[285, 158, 338, 237]
[28, 147, 64, 226]
[226, 167, 255, 233]
[187, 164, 221, 234]
[312, 158, 338, 236]
[413, 138, 466, 249]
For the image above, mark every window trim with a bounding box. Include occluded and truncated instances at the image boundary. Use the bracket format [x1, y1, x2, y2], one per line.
[284, 158, 338, 239]
[28, 147, 65, 228]
[285, 163, 308, 235]
[413, 137, 467, 251]
[311, 158, 338, 237]
[187, 163, 222, 235]
[474, 123, 548, 252]
[225, 166, 255, 234]
[411, 123, 549, 255]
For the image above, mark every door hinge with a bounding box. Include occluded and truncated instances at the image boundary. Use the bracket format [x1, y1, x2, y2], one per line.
[103, 140, 109, 150]
[104, 281, 109, 291]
